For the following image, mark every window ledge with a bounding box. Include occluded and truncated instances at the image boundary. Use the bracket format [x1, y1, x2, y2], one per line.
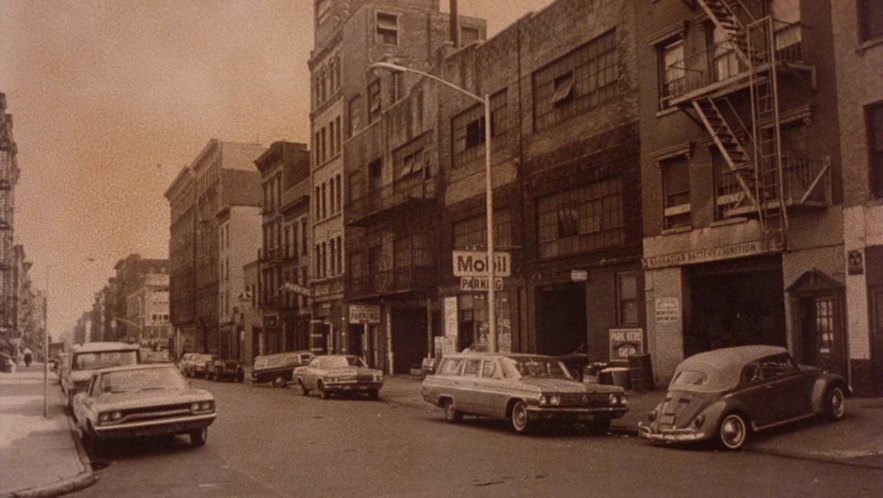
[856, 36, 883, 55]
[710, 217, 750, 228]
[661, 226, 691, 235]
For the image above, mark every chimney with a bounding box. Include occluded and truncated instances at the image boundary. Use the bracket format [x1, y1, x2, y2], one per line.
[449, 0, 461, 49]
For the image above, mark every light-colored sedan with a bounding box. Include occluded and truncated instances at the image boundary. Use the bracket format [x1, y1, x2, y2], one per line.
[72, 364, 216, 451]
[293, 355, 383, 399]
[422, 352, 629, 434]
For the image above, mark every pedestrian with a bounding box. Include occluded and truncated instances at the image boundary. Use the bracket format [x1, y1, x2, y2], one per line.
[23, 348, 33, 367]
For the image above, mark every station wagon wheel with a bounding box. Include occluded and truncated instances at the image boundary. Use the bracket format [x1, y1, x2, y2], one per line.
[716, 413, 748, 450]
[298, 379, 310, 396]
[318, 381, 330, 399]
[510, 400, 531, 434]
[272, 375, 286, 388]
[825, 386, 846, 421]
[443, 399, 462, 423]
[189, 427, 207, 447]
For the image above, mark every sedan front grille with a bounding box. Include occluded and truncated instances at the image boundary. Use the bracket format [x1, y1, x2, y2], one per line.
[557, 393, 610, 407]
[115, 403, 197, 423]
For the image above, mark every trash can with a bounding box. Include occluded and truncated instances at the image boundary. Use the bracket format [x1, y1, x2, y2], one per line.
[582, 362, 608, 384]
[599, 367, 631, 389]
[627, 353, 654, 391]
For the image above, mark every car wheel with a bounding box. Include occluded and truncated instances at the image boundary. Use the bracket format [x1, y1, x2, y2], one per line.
[298, 380, 310, 396]
[237, 371, 245, 383]
[824, 386, 846, 421]
[589, 417, 611, 434]
[368, 390, 379, 400]
[189, 427, 207, 447]
[510, 400, 531, 434]
[318, 381, 330, 399]
[716, 413, 749, 450]
[84, 422, 102, 454]
[272, 375, 286, 388]
[442, 399, 462, 423]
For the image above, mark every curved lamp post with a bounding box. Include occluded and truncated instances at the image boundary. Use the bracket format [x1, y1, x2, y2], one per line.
[368, 62, 498, 352]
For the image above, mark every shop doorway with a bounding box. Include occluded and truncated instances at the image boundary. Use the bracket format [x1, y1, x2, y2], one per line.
[687, 258, 786, 357]
[537, 283, 587, 356]
[787, 270, 847, 377]
[391, 306, 427, 374]
[348, 324, 365, 357]
[870, 287, 883, 395]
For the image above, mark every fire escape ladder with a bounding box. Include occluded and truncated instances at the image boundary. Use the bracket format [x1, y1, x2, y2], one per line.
[692, 97, 757, 209]
[748, 18, 789, 240]
[696, 0, 755, 67]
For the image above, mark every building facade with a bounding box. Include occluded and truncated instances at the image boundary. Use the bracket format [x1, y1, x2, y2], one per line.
[126, 272, 171, 348]
[255, 141, 312, 356]
[0, 94, 21, 358]
[165, 140, 265, 356]
[834, 0, 883, 396]
[637, 0, 844, 383]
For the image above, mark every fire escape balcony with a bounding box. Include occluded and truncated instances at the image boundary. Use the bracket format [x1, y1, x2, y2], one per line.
[662, 18, 812, 109]
[346, 177, 437, 227]
[347, 265, 437, 300]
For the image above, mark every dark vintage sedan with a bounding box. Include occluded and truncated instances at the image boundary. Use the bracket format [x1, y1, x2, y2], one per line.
[206, 358, 245, 382]
[422, 353, 628, 434]
[293, 355, 383, 399]
[639, 345, 850, 450]
[72, 364, 216, 451]
[251, 351, 315, 387]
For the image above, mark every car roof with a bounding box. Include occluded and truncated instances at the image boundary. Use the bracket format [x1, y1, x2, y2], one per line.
[94, 364, 178, 375]
[71, 342, 140, 353]
[680, 345, 787, 370]
[441, 352, 557, 361]
[257, 351, 313, 359]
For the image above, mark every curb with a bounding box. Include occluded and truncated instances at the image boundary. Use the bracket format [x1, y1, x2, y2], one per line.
[2, 397, 96, 498]
[750, 446, 883, 470]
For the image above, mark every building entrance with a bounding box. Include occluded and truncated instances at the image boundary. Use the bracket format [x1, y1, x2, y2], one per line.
[391, 307, 427, 374]
[872, 287, 883, 396]
[537, 283, 587, 356]
[687, 258, 786, 357]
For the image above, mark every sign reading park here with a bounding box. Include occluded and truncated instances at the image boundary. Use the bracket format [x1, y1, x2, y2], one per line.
[452, 250, 511, 277]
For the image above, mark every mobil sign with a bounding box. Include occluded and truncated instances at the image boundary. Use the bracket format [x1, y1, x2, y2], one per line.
[452, 250, 511, 277]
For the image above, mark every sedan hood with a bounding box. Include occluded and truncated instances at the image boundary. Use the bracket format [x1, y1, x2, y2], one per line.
[93, 388, 213, 411]
[520, 378, 623, 394]
[327, 367, 380, 376]
[657, 389, 718, 429]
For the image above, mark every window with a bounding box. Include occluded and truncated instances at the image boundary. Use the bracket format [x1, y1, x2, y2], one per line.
[533, 30, 618, 131]
[301, 218, 308, 255]
[329, 177, 335, 214]
[868, 102, 883, 198]
[334, 116, 342, 155]
[376, 12, 399, 45]
[662, 157, 691, 229]
[709, 24, 740, 82]
[336, 236, 342, 275]
[439, 358, 464, 376]
[451, 89, 506, 168]
[393, 134, 427, 179]
[658, 37, 685, 109]
[329, 238, 336, 275]
[617, 272, 640, 326]
[335, 174, 342, 211]
[536, 177, 625, 259]
[453, 210, 512, 250]
[321, 183, 327, 219]
[771, 0, 802, 59]
[368, 80, 382, 123]
[461, 26, 480, 46]
[348, 94, 363, 137]
[463, 359, 482, 377]
[758, 354, 797, 378]
[859, 0, 883, 42]
[368, 159, 383, 191]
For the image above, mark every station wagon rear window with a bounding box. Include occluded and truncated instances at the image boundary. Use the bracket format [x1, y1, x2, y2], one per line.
[73, 351, 138, 371]
[439, 358, 464, 376]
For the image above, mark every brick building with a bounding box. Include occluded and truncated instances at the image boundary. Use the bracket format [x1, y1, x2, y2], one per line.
[126, 272, 171, 348]
[0, 94, 21, 357]
[834, 0, 883, 395]
[164, 140, 265, 356]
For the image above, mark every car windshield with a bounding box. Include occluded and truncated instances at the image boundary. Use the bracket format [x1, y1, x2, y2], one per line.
[100, 367, 188, 393]
[510, 357, 571, 379]
[323, 356, 366, 369]
[670, 369, 708, 387]
[73, 350, 138, 371]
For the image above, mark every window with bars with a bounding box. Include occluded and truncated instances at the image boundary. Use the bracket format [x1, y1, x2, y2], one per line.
[536, 177, 624, 259]
[451, 90, 507, 168]
[533, 30, 618, 131]
[867, 102, 883, 198]
[658, 37, 685, 109]
[452, 209, 512, 250]
[859, 0, 883, 42]
[368, 80, 382, 123]
[662, 156, 691, 229]
[376, 12, 398, 45]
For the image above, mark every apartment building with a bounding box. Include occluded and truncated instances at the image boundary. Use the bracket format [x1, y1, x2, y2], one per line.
[0, 94, 21, 357]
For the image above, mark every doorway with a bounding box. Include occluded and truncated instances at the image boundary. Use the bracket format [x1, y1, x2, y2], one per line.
[537, 283, 587, 356]
[871, 287, 883, 395]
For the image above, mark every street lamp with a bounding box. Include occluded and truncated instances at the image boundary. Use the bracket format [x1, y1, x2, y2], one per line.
[368, 61, 498, 352]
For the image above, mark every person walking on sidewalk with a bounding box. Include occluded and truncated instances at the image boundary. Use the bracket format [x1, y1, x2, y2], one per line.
[23, 348, 33, 367]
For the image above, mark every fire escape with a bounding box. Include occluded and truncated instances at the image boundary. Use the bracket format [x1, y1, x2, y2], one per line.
[670, 0, 829, 246]
[0, 118, 15, 337]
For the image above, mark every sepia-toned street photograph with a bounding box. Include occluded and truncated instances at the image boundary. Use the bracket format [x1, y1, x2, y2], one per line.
[1, 0, 882, 496]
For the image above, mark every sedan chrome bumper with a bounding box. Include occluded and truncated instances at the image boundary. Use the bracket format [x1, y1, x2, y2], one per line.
[323, 380, 383, 392]
[94, 413, 216, 439]
[638, 423, 705, 441]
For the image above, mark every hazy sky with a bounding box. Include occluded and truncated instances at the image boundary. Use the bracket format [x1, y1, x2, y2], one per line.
[0, 0, 553, 338]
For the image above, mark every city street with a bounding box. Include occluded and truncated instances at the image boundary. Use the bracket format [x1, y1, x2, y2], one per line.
[75, 378, 883, 498]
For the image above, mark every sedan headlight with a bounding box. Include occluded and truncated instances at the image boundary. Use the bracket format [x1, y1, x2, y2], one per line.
[548, 395, 560, 406]
[373, 373, 383, 381]
[98, 412, 110, 423]
[111, 411, 122, 420]
[608, 393, 619, 405]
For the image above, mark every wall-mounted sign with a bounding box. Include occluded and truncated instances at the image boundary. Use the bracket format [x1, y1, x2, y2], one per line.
[459, 277, 504, 291]
[848, 249, 864, 275]
[348, 304, 380, 324]
[280, 282, 312, 296]
[655, 297, 680, 324]
[444, 297, 458, 338]
[642, 239, 784, 270]
[571, 269, 588, 282]
[609, 328, 644, 361]
[453, 250, 511, 277]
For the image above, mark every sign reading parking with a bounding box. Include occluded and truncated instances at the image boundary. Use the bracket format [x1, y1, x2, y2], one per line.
[459, 277, 504, 291]
[349, 304, 380, 324]
[452, 251, 511, 277]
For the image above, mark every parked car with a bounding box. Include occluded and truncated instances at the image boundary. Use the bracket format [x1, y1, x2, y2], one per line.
[293, 355, 383, 399]
[178, 353, 219, 378]
[72, 363, 216, 451]
[142, 349, 172, 364]
[251, 351, 315, 387]
[60, 342, 141, 409]
[638, 345, 850, 450]
[206, 358, 245, 382]
[554, 344, 589, 381]
[422, 352, 629, 434]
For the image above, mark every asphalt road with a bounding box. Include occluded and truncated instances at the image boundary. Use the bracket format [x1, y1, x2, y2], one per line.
[76, 378, 883, 497]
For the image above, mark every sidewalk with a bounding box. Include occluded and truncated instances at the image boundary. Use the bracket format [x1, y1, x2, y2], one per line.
[382, 375, 883, 468]
[0, 364, 95, 498]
